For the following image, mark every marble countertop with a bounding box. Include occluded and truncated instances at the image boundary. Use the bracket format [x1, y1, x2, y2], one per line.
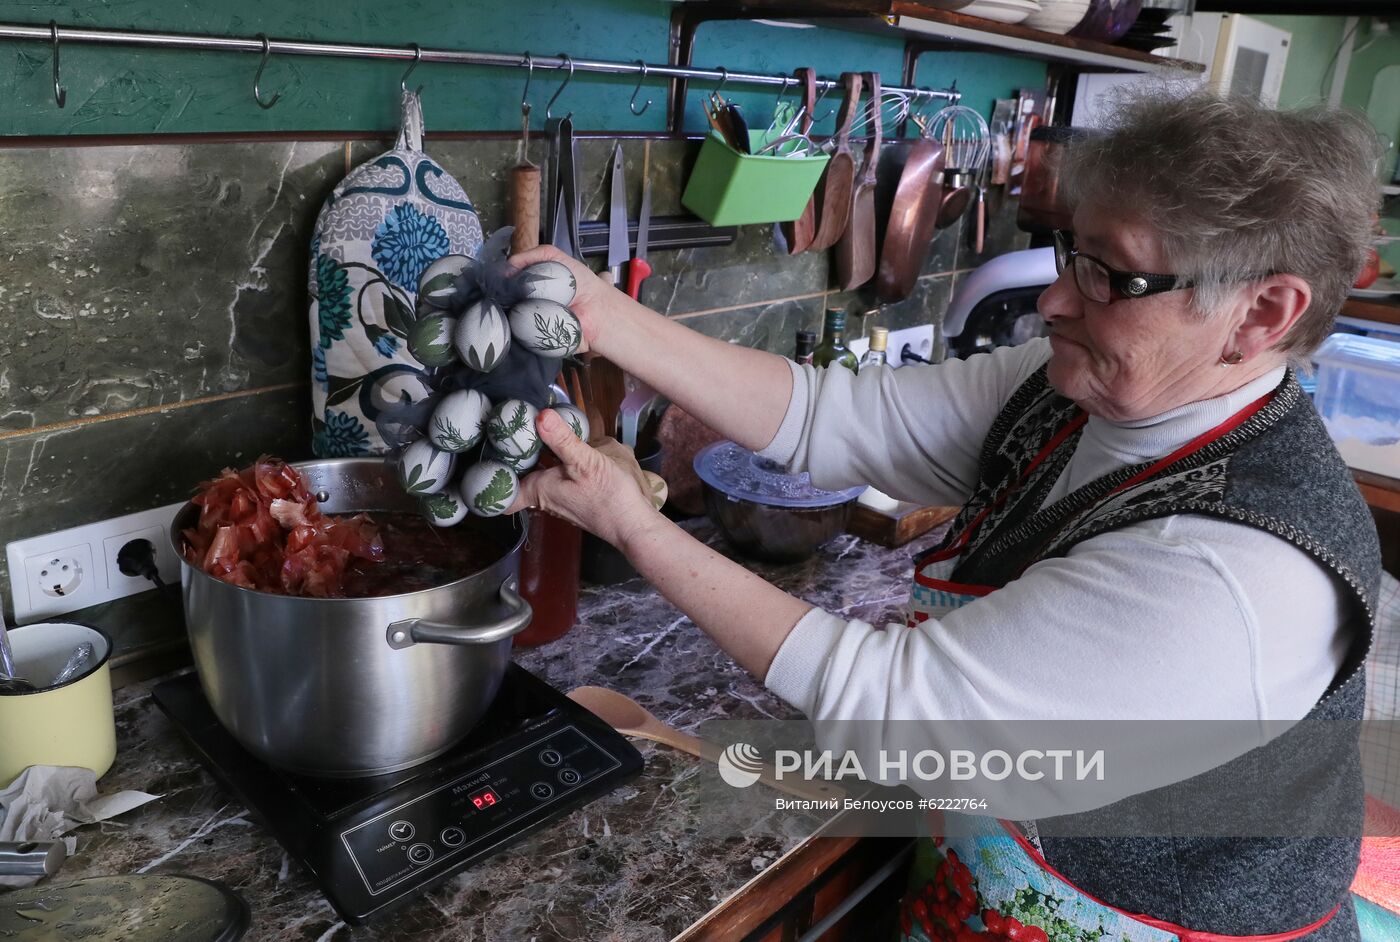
[48, 520, 940, 941]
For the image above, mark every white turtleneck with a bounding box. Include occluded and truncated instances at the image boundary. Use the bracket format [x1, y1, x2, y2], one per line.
[759, 337, 1349, 727]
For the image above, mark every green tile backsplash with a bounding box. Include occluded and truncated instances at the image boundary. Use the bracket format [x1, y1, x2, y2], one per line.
[0, 3, 1041, 631]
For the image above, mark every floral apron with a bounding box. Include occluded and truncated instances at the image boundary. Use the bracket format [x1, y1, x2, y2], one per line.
[898, 391, 1342, 942]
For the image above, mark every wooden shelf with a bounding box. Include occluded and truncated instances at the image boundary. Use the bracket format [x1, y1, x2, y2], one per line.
[887, 4, 1203, 73]
[1341, 296, 1400, 329]
[1356, 469, 1400, 516]
[695, 1, 1202, 74]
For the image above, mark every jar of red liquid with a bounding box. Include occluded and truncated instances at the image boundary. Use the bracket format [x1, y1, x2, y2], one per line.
[513, 454, 582, 647]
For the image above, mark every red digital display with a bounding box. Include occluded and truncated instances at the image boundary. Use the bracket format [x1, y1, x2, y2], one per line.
[469, 787, 500, 810]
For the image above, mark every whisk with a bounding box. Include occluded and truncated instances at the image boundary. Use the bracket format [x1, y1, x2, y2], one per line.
[926, 104, 990, 188]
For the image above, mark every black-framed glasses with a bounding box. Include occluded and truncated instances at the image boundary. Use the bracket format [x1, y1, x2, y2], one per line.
[1052, 230, 1192, 304]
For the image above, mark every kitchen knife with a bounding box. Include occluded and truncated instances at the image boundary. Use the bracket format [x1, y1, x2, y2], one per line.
[548, 116, 579, 259]
[606, 143, 629, 285]
[627, 158, 653, 303]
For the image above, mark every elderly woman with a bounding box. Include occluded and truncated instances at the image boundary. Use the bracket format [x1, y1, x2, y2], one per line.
[508, 90, 1382, 940]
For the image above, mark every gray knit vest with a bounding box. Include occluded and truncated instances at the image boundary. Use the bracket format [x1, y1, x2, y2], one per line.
[927, 366, 1380, 939]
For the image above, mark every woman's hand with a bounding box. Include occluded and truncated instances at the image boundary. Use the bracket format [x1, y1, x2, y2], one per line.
[507, 245, 621, 356]
[506, 409, 660, 549]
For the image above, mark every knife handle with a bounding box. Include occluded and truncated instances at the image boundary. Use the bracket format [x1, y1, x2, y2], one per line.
[510, 164, 541, 255]
[626, 258, 652, 302]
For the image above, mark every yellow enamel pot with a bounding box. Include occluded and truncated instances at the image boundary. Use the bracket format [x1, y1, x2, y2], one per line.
[0, 622, 116, 788]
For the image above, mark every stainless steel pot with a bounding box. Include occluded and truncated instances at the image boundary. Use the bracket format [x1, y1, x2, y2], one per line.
[170, 458, 532, 778]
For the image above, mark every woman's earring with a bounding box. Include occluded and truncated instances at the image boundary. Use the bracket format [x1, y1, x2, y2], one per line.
[1219, 350, 1245, 365]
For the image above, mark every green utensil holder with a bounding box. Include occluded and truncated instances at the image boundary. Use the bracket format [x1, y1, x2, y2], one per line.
[682, 132, 830, 227]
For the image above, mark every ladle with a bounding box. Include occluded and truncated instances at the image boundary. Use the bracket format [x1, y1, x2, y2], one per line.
[567, 685, 844, 802]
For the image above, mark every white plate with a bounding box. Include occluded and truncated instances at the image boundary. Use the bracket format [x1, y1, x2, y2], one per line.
[1350, 277, 1400, 299]
[961, 0, 1040, 24]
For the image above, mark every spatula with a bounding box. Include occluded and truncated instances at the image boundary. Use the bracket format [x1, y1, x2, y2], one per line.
[835, 71, 881, 291]
[567, 686, 845, 803]
[806, 71, 862, 253]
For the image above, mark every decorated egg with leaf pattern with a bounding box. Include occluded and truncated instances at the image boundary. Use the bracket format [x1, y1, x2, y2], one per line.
[486, 399, 541, 464]
[489, 442, 540, 474]
[460, 459, 519, 518]
[407, 313, 459, 368]
[549, 403, 590, 442]
[417, 254, 473, 308]
[398, 438, 457, 496]
[454, 300, 512, 373]
[516, 260, 577, 306]
[508, 299, 581, 359]
[420, 490, 469, 527]
[428, 389, 490, 453]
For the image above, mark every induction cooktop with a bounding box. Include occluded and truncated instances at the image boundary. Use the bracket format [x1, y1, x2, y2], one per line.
[152, 664, 643, 923]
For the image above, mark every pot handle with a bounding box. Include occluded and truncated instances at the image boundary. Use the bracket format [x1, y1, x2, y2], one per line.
[385, 578, 533, 649]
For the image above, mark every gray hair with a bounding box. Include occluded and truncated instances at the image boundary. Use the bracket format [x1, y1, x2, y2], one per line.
[1060, 87, 1381, 356]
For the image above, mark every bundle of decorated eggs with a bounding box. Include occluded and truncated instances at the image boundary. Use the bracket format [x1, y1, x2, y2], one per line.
[395, 235, 590, 525]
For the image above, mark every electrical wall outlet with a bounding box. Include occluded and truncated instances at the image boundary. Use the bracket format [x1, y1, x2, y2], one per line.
[6, 502, 185, 624]
[848, 324, 936, 367]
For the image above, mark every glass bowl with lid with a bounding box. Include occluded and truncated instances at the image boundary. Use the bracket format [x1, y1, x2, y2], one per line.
[694, 441, 865, 563]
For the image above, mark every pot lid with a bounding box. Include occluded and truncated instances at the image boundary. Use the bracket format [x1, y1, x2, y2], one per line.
[693, 440, 865, 509]
[0, 874, 249, 941]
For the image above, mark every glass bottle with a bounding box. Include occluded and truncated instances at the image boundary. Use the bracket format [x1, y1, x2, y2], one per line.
[860, 327, 889, 370]
[794, 329, 817, 365]
[812, 308, 858, 373]
[513, 453, 582, 648]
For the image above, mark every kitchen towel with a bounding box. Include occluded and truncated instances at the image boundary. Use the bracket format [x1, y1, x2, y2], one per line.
[308, 88, 484, 457]
[0, 765, 159, 887]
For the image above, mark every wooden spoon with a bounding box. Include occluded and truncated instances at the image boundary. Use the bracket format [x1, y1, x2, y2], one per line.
[806, 72, 862, 254]
[567, 686, 845, 803]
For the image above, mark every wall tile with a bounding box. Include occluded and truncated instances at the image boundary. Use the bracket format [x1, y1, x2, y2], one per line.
[430, 136, 830, 316]
[954, 184, 1033, 271]
[826, 273, 954, 358]
[674, 296, 824, 358]
[0, 142, 341, 432]
[0, 386, 312, 619]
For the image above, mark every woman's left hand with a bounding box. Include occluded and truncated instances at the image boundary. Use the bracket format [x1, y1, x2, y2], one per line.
[506, 409, 660, 548]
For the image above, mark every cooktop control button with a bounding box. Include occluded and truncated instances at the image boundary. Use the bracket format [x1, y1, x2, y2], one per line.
[530, 782, 554, 800]
[388, 821, 415, 842]
[538, 749, 562, 767]
[558, 768, 581, 786]
[407, 843, 434, 866]
[439, 826, 465, 847]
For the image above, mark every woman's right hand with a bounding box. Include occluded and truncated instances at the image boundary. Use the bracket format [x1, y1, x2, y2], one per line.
[507, 245, 621, 356]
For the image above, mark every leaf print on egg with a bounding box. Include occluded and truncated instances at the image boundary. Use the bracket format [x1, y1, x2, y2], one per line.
[421, 490, 469, 527]
[429, 389, 490, 453]
[372, 202, 450, 293]
[508, 299, 581, 359]
[549, 403, 589, 442]
[454, 300, 512, 373]
[516, 260, 577, 306]
[485, 399, 540, 463]
[461, 460, 519, 517]
[418, 254, 473, 309]
[399, 438, 456, 495]
[314, 253, 353, 349]
[407, 314, 459, 368]
[313, 410, 370, 458]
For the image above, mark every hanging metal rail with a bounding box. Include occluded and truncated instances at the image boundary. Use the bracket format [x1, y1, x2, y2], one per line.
[0, 20, 960, 122]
